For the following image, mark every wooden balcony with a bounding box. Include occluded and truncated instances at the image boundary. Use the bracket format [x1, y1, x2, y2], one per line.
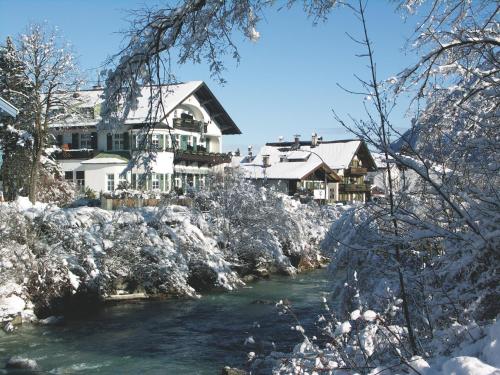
[174, 150, 230, 166]
[339, 183, 371, 193]
[346, 167, 368, 175]
[53, 149, 98, 160]
[173, 118, 208, 133]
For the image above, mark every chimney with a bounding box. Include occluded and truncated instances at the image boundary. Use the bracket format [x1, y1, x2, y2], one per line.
[311, 132, 318, 148]
[262, 154, 270, 168]
[92, 70, 103, 90]
[248, 145, 253, 158]
[278, 136, 284, 142]
[294, 134, 301, 147]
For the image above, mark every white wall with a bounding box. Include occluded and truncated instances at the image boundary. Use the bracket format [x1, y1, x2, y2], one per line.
[83, 163, 128, 193]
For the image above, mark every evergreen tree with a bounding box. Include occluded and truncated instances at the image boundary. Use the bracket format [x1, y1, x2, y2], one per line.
[0, 36, 34, 200]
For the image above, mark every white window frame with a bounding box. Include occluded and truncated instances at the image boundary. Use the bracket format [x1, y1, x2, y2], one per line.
[107, 173, 115, 192]
[76, 171, 85, 191]
[175, 176, 182, 188]
[152, 173, 160, 190]
[114, 133, 124, 150]
[151, 134, 160, 149]
[118, 173, 128, 189]
[80, 133, 92, 149]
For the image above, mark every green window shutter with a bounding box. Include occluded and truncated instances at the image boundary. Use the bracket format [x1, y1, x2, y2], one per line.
[180, 135, 188, 151]
[148, 135, 153, 149]
[107, 134, 113, 151]
[131, 173, 137, 189]
[132, 134, 137, 150]
[91, 132, 98, 149]
[205, 139, 210, 152]
[123, 132, 130, 150]
[160, 174, 165, 191]
[147, 175, 152, 191]
[71, 133, 79, 149]
[159, 134, 164, 150]
[193, 137, 197, 151]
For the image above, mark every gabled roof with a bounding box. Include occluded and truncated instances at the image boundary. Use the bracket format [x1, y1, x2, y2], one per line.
[0, 96, 18, 118]
[262, 139, 377, 171]
[193, 82, 241, 135]
[50, 81, 241, 135]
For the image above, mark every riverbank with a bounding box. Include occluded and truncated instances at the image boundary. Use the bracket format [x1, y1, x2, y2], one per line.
[0, 187, 344, 329]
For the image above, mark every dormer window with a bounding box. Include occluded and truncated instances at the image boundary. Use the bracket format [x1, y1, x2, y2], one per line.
[77, 107, 94, 119]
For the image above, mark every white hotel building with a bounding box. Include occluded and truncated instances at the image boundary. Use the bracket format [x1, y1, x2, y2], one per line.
[50, 81, 241, 193]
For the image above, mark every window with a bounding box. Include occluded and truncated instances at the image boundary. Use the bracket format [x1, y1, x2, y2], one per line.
[78, 107, 94, 119]
[118, 174, 128, 189]
[134, 134, 145, 149]
[107, 174, 115, 191]
[175, 176, 182, 188]
[114, 133, 124, 150]
[64, 171, 73, 181]
[76, 171, 85, 190]
[80, 133, 92, 149]
[151, 134, 160, 149]
[152, 173, 160, 190]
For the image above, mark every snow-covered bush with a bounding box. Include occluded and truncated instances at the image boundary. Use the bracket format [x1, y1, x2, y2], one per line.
[191, 173, 331, 277]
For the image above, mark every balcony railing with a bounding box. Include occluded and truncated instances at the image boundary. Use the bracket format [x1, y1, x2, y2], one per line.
[339, 183, 371, 193]
[346, 167, 368, 175]
[174, 150, 230, 165]
[53, 149, 98, 160]
[173, 117, 208, 133]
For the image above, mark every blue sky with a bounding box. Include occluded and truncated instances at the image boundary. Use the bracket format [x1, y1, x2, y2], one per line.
[0, 1, 418, 152]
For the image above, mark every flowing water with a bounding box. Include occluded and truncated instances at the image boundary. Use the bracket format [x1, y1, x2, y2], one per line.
[0, 269, 332, 374]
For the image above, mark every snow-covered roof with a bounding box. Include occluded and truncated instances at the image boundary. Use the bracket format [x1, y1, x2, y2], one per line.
[241, 151, 339, 181]
[286, 150, 311, 161]
[0, 96, 18, 118]
[238, 139, 376, 180]
[50, 81, 240, 134]
[371, 152, 395, 169]
[81, 152, 130, 165]
[250, 140, 376, 170]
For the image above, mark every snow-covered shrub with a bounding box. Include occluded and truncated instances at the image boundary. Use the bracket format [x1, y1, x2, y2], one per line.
[269, 180, 499, 374]
[191, 173, 332, 277]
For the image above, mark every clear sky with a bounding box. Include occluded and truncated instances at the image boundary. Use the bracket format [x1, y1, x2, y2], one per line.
[0, 0, 418, 152]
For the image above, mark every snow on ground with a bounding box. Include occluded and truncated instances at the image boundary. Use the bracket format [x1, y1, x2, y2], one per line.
[268, 318, 500, 375]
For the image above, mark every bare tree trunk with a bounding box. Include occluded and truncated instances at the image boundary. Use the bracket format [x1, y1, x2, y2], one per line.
[28, 140, 42, 203]
[28, 112, 43, 203]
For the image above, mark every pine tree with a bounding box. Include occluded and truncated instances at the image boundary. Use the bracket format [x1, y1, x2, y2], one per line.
[0, 36, 34, 200]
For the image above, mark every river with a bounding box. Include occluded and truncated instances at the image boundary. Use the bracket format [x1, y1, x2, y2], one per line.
[0, 269, 332, 374]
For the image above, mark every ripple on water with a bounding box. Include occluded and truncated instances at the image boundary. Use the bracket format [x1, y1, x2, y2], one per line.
[0, 269, 332, 374]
